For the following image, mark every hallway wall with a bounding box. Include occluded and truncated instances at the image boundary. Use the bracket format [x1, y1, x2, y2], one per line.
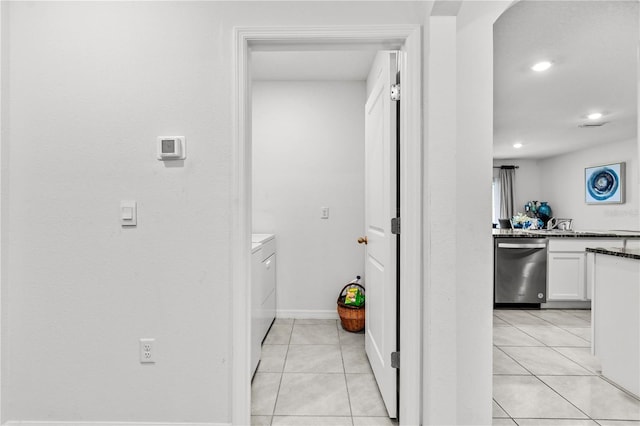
[423, 2, 512, 424]
[1, 2, 428, 423]
[252, 81, 366, 317]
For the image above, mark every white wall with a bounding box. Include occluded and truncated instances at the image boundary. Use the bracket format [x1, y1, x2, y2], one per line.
[423, 2, 511, 424]
[454, 3, 510, 423]
[5, 3, 231, 422]
[252, 81, 365, 317]
[493, 158, 543, 217]
[539, 138, 640, 230]
[425, 16, 459, 423]
[0, 2, 7, 420]
[493, 140, 639, 231]
[2, 1, 428, 424]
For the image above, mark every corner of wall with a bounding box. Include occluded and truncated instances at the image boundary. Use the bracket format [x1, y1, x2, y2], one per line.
[0, 0, 9, 421]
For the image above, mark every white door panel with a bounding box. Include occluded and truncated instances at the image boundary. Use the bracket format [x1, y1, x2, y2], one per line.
[364, 50, 398, 418]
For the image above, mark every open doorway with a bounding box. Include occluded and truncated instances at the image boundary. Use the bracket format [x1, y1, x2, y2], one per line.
[250, 48, 402, 423]
[231, 26, 422, 426]
[251, 49, 373, 325]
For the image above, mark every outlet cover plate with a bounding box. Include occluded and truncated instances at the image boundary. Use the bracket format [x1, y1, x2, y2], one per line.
[140, 338, 155, 363]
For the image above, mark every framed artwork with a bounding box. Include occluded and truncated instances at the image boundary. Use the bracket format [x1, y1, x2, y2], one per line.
[585, 162, 625, 204]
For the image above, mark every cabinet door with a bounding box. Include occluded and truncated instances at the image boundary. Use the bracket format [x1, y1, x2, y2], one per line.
[548, 252, 586, 300]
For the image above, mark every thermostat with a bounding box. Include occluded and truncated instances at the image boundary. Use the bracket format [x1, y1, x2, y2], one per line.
[157, 136, 186, 160]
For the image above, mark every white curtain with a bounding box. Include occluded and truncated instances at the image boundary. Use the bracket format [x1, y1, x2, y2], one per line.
[499, 167, 515, 219]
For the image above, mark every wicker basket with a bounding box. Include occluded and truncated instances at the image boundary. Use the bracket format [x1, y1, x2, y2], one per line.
[336, 283, 365, 332]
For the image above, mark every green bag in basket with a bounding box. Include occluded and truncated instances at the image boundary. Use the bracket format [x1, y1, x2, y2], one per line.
[344, 286, 365, 307]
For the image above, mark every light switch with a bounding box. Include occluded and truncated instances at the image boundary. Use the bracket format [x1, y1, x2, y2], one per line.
[121, 201, 137, 226]
[321, 207, 330, 219]
[122, 207, 134, 220]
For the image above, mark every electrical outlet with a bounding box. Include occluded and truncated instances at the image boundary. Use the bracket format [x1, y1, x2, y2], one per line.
[140, 338, 155, 363]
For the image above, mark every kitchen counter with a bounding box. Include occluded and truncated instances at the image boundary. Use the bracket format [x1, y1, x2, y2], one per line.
[493, 229, 640, 239]
[586, 247, 640, 260]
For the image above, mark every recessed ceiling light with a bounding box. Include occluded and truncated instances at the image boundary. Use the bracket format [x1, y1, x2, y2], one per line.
[513, 142, 523, 149]
[587, 112, 603, 120]
[531, 61, 552, 72]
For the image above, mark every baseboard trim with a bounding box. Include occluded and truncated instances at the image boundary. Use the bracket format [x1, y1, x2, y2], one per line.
[4, 422, 229, 426]
[276, 309, 339, 320]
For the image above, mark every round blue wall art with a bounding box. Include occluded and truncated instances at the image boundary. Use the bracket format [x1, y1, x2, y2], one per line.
[585, 162, 625, 204]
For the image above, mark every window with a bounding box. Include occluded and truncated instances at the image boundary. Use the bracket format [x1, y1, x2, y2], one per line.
[492, 174, 501, 225]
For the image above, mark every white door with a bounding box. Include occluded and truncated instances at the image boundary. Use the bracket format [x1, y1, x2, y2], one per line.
[364, 51, 398, 418]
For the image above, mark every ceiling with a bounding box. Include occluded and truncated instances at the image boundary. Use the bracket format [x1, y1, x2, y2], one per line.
[251, 1, 639, 160]
[493, 0, 638, 160]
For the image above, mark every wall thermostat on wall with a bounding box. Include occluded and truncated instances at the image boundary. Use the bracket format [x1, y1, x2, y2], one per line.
[157, 136, 186, 160]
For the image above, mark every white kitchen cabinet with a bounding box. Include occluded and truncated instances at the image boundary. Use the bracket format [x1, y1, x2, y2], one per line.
[250, 234, 276, 377]
[548, 252, 585, 300]
[547, 239, 623, 302]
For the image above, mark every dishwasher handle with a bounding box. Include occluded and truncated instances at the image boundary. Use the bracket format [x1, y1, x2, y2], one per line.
[498, 243, 547, 249]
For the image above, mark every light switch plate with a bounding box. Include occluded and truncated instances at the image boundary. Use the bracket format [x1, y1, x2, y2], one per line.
[321, 207, 329, 219]
[121, 201, 137, 226]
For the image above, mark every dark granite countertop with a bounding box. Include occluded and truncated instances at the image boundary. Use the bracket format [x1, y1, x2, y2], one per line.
[493, 229, 640, 239]
[586, 247, 640, 260]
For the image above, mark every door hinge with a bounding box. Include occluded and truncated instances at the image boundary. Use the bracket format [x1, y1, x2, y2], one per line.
[391, 84, 400, 101]
[391, 217, 400, 235]
[391, 351, 400, 369]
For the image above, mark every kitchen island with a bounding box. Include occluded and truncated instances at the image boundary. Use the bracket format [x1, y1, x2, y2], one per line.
[588, 246, 640, 398]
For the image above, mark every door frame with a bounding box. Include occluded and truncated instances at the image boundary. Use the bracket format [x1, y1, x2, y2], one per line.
[231, 25, 423, 426]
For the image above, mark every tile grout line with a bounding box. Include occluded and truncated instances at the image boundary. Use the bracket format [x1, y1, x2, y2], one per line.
[494, 345, 537, 376]
[337, 320, 356, 426]
[561, 327, 592, 342]
[546, 346, 598, 376]
[560, 308, 592, 322]
[508, 309, 592, 346]
[496, 342, 594, 376]
[491, 397, 511, 420]
[597, 373, 640, 402]
[533, 373, 595, 421]
[267, 320, 295, 424]
[512, 322, 590, 349]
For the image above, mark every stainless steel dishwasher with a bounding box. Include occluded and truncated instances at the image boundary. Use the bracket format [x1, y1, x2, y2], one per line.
[494, 238, 547, 304]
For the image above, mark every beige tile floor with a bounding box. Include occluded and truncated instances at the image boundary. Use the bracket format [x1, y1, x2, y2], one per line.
[494, 309, 640, 425]
[251, 319, 396, 426]
[252, 311, 640, 425]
